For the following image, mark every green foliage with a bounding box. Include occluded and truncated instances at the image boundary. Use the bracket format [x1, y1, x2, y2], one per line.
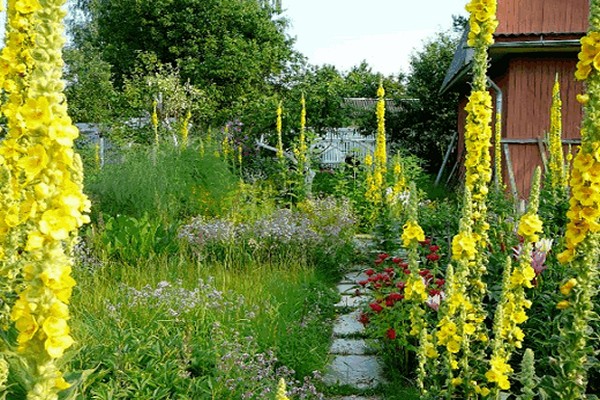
[121, 53, 217, 131]
[69, 256, 333, 399]
[63, 45, 125, 123]
[86, 142, 238, 223]
[71, 0, 294, 123]
[93, 213, 179, 263]
[394, 29, 461, 172]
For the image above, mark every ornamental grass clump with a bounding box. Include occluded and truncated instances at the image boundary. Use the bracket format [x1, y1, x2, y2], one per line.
[0, 0, 90, 397]
[552, 1, 600, 396]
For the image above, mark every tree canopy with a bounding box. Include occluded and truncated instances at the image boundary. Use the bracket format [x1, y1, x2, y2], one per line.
[70, 0, 296, 121]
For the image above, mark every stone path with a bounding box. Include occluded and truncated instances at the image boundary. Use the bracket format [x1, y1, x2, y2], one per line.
[323, 267, 384, 399]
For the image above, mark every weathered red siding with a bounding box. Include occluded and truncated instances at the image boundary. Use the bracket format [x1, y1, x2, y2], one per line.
[496, 0, 588, 35]
[503, 56, 583, 197]
[456, 56, 583, 198]
[505, 57, 582, 140]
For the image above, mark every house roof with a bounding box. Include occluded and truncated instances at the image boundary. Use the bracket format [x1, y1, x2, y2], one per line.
[343, 97, 406, 113]
[440, 29, 582, 94]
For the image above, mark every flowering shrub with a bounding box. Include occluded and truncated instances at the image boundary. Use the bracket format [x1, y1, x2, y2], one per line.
[179, 197, 356, 268]
[358, 245, 445, 375]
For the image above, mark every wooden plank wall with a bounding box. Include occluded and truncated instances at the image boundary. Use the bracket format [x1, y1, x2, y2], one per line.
[505, 56, 583, 197]
[496, 0, 588, 35]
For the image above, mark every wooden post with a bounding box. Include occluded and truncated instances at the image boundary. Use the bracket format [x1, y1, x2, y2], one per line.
[502, 143, 519, 200]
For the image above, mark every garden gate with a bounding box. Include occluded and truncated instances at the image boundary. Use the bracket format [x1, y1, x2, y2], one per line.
[316, 128, 376, 168]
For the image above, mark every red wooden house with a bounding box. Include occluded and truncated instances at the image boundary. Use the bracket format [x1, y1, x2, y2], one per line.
[441, 0, 588, 198]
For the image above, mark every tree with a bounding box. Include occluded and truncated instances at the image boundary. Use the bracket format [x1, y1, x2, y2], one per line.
[70, 0, 296, 122]
[392, 25, 462, 172]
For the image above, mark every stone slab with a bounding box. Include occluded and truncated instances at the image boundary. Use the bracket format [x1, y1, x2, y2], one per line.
[330, 338, 372, 355]
[323, 355, 385, 389]
[337, 283, 358, 294]
[340, 271, 369, 284]
[335, 295, 367, 309]
[332, 310, 365, 337]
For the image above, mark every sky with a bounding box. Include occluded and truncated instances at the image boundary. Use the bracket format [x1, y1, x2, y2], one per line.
[282, 0, 468, 76]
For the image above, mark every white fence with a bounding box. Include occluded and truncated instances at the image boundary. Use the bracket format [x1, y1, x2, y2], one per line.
[315, 128, 376, 167]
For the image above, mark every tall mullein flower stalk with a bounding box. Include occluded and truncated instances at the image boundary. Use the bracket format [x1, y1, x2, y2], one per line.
[152, 99, 159, 146]
[373, 82, 387, 203]
[181, 110, 191, 148]
[276, 101, 284, 160]
[494, 111, 502, 188]
[401, 183, 427, 336]
[438, 188, 487, 398]
[548, 76, 567, 192]
[554, 3, 600, 396]
[486, 168, 542, 395]
[293, 94, 310, 196]
[297, 94, 308, 170]
[433, 1, 498, 397]
[0, 0, 91, 398]
[0, 0, 38, 332]
[386, 152, 407, 209]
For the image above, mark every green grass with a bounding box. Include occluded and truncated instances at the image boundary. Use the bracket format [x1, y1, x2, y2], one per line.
[68, 254, 337, 398]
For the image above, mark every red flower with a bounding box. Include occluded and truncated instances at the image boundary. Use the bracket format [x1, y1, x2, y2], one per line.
[392, 257, 403, 264]
[386, 328, 397, 340]
[429, 245, 440, 253]
[419, 269, 431, 277]
[358, 280, 369, 287]
[374, 258, 384, 266]
[369, 303, 383, 313]
[426, 253, 440, 262]
[378, 253, 390, 260]
[386, 298, 395, 307]
[396, 281, 406, 290]
[419, 238, 432, 246]
[384, 267, 395, 275]
[429, 289, 441, 296]
[435, 278, 445, 287]
[403, 269, 411, 275]
[388, 292, 404, 302]
[365, 269, 375, 276]
[399, 262, 409, 269]
[358, 312, 370, 325]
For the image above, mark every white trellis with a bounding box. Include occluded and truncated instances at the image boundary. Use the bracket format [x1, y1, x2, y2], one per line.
[315, 127, 376, 168]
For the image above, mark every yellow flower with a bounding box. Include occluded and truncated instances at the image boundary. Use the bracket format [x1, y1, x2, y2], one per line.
[451, 231, 477, 261]
[560, 278, 578, 295]
[276, 378, 289, 400]
[401, 220, 425, 247]
[15, 312, 39, 345]
[17, 143, 49, 180]
[447, 339, 461, 353]
[20, 96, 52, 131]
[556, 300, 570, 310]
[517, 213, 543, 242]
[451, 377, 463, 386]
[15, 0, 42, 14]
[39, 209, 77, 240]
